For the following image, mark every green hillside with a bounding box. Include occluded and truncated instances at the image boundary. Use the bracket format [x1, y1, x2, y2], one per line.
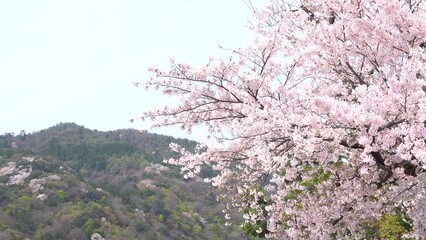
[0, 123, 249, 240]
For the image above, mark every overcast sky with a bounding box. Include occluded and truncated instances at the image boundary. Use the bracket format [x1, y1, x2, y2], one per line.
[0, 0, 261, 140]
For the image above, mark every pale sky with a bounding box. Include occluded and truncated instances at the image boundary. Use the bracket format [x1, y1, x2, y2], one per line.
[0, 0, 261, 140]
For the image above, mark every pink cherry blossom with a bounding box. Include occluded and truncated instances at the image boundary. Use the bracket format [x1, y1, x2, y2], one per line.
[141, 0, 426, 238]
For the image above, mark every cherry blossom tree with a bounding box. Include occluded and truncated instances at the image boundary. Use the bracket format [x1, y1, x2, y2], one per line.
[135, 0, 426, 238]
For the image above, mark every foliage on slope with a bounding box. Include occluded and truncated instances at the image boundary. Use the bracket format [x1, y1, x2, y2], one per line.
[0, 123, 248, 240]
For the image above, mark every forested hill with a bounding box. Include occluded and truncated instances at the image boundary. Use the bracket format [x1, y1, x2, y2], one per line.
[0, 123, 248, 240]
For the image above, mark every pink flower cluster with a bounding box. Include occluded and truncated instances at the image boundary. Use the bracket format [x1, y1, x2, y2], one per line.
[141, 0, 426, 238]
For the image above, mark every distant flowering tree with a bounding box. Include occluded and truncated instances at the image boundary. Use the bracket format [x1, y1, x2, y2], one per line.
[135, 0, 426, 238]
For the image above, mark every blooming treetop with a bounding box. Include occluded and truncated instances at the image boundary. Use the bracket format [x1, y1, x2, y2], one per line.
[135, 0, 426, 238]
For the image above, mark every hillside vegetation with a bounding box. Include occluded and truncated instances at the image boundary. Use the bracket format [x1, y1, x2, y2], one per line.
[0, 123, 248, 240]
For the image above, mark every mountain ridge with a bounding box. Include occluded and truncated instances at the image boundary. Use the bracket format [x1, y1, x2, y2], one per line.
[0, 123, 249, 240]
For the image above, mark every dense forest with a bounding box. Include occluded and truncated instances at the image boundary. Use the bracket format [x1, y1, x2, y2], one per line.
[0, 123, 250, 240]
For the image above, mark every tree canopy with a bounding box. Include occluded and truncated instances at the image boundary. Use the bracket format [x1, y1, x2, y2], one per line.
[138, 0, 426, 238]
[0, 124, 248, 239]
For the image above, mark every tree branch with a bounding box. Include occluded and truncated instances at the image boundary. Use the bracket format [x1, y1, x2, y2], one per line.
[377, 119, 406, 132]
[345, 62, 368, 85]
